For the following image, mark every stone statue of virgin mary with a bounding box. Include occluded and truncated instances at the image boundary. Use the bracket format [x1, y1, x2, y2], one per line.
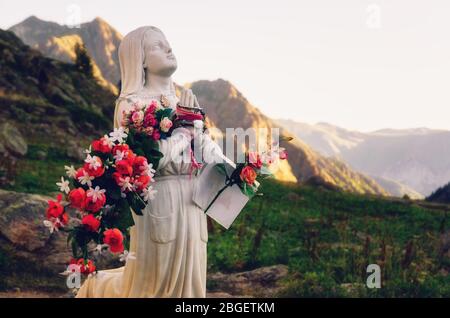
[76, 26, 223, 298]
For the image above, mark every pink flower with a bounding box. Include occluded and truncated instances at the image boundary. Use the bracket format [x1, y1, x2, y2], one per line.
[144, 114, 157, 127]
[146, 100, 158, 114]
[144, 126, 154, 136]
[248, 151, 263, 169]
[279, 148, 288, 160]
[151, 130, 160, 140]
[131, 111, 144, 126]
[159, 117, 173, 133]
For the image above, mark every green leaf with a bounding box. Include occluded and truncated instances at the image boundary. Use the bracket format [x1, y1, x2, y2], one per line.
[129, 193, 145, 216]
[109, 186, 121, 201]
[215, 163, 227, 176]
[116, 200, 135, 230]
[242, 182, 258, 198]
[156, 108, 174, 121]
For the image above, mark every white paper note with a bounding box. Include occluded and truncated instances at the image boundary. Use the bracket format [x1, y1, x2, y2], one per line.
[192, 161, 249, 229]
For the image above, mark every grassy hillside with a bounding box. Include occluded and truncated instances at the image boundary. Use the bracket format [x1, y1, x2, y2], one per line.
[207, 179, 450, 297]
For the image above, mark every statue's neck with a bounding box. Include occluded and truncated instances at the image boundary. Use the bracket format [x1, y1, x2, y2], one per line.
[142, 73, 173, 96]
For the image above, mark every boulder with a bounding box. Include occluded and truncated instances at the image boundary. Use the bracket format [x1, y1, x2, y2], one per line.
[0, 189, 120, 291]
[0, 122, 28, 157]
[0, 190, 71, 272]
[207, 264, 288, 297]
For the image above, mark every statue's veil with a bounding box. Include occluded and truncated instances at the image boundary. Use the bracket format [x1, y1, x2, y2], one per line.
[113, 26, 176, 128]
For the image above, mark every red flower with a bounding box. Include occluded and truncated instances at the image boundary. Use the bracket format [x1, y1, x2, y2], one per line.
[77, 258, 96, 275]
[75, 167, 86, 181]
[84, 192, 106, 213]
[116, 160, 133, 176]
[68, 188, 86, 210]
[126, 150, 136, 166]
[92, 137, 112, 153]
[133, 156, 148, 175]
[151, 129, 160, 140]
[46, 194, 64, 219]
[135, 175, 150, 192]
[112, 144, 130, 157]
[82, 214, 101, 232]
[112, 172, 123, 185]
[83, 157, 105, 178]
[60, 212, 69, 226]
[240, 165, 257, 185]
[103, 228, 124, 253]
[248, 151, 263, 169]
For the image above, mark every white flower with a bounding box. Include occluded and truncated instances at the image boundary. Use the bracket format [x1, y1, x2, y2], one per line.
[43, 218, 63, 234]
[56, 176, 70, 194]
[142, 162, 156, 177]
[86, 186, 106, 203]
[102, 134, 115, 148]
[109, 127, 128, 143]
[93, 244, 109, 255]
[85, 154, 101, 170]
[64, 165, 77, 178]
[119, 250, 136, 262]
[83, 145, 92, 155]
[141, 185, 157, 202]
[132, 180, 141, 192]
[77, 170, 94, 187]
[118, 176, 133, 193]
[113, 150, 126, 162]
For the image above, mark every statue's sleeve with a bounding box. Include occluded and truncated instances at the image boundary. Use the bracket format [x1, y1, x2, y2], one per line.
[156, 128, 192, 170]
[200, 132, 235, 167]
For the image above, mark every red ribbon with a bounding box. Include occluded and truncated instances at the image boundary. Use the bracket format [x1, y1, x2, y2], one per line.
[176, 105, 204, 121]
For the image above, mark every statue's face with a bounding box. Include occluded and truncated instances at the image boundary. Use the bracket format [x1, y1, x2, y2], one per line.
[143, 30, 177, 77]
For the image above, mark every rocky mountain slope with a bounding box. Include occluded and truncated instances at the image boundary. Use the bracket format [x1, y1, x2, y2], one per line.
[9, 16, 122, 92]
[427, 182, 450, 204]
[192, 80, 387, 195]
[278, 119, 450, 197]
[0, 28, 116, 191]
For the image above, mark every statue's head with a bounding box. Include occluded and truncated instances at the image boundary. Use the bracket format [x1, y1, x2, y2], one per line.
[118, 26, 177, 97]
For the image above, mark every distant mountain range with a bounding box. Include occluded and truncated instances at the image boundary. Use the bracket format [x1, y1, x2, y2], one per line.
[7, 15, 448, 198]
[9, 15, 122, 93]
[191, 79, 387, 195]
[278, 119, 450, 197]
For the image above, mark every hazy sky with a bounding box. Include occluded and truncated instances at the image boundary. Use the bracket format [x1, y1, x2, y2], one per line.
[1, 0, 450, 132]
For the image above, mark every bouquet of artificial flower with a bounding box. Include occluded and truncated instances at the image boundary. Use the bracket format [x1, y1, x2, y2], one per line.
[44, 99, 175, 275]
[204, 147, 288, 213]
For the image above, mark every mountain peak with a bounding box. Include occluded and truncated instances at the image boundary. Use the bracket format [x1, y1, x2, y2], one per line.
[23, 15, 41, 23]
[89, 16, 113, 29]
[9, 16, 122, 87]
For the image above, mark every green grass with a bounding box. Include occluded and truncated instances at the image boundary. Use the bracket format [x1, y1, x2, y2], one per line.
[4, 144, 78, 195]
[3, 157, 450, 297]
[207, 179, 450, 297]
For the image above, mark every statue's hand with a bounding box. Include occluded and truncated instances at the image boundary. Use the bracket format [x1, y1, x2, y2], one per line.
[179, 88, 200, 108]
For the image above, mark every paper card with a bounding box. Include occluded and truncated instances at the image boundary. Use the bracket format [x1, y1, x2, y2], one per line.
[204, 184, 249, 229]
[192, 160, 249, 229]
